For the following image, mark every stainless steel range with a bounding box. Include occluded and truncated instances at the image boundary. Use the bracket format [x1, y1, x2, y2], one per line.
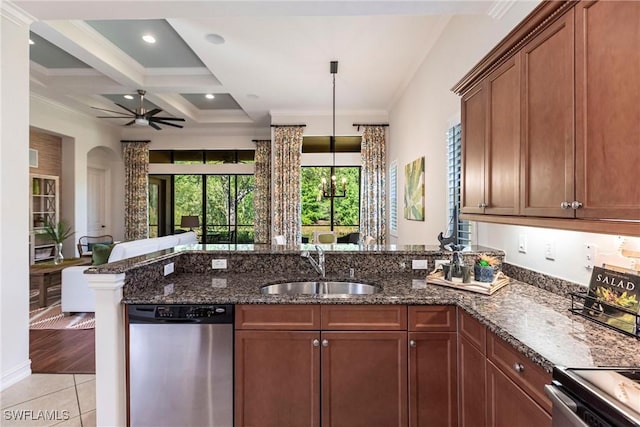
[546, 366, 640, 427]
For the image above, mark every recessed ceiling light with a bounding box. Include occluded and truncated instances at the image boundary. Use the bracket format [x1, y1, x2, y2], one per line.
[205, 33, 225, 45]
[29, 39, 34, 45]
[142, 34, 156, 44]
[205, 94, 215, 100]
[124, 95, 134, 100]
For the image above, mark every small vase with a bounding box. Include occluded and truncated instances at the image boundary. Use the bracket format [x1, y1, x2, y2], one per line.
[474, 265, 494, 283]
[53, 243, 64, 265]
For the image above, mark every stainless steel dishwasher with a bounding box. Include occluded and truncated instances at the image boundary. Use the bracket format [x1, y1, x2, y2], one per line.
[128, 304, 233, 427]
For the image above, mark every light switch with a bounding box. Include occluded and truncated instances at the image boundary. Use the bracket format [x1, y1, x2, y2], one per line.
[412, 259, 429, 270]
[163, 262, 174, 276]
[211, 259, 227, 269]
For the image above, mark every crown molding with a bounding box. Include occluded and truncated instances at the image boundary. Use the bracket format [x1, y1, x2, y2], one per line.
[1, 1, 36, 27]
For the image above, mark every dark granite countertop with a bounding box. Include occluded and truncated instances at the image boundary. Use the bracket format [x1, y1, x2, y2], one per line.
[123, 271, 640, 372]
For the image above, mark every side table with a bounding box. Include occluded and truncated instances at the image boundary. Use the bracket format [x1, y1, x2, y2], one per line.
[29, 258, 92, 308]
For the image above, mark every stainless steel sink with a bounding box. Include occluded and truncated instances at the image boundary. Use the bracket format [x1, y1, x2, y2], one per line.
[260, 281, 378, 296]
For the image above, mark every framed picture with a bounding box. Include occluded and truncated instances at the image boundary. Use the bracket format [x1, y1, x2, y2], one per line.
[404, 157, 425, 221]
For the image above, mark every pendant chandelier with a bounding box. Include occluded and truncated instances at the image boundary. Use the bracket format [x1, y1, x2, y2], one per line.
[321, 60, 347, 199]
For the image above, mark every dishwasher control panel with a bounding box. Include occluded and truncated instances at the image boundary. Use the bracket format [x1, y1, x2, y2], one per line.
[128, 304, 234, 324]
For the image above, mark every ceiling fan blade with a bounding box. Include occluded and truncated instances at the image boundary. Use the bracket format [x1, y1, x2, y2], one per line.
[145, 108, 163, 118]
[92, 106, 133, 116]
[151, 119, 184, 128]
[124, 120, 135, 126]
[149, 122, 162, 130]
[115, 103, 137, 115]
[150, 116, 185, 121]
[96, 115, 135, 119]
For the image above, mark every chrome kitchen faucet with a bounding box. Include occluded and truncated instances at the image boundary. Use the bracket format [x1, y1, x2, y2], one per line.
[301, 245, 325, 278]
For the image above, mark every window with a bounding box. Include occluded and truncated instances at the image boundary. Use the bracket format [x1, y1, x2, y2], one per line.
[300, 166, 360, 241]
[149, 173, 255, 243]
[447, 124, 472, 246]
[389, 161, 398, 236]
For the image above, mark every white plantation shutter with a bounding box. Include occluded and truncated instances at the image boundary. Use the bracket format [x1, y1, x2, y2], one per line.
[447, 124, 472, 246]
[389, 161, 398, 235]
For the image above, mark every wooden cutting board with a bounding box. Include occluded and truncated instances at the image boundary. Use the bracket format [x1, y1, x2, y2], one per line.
[426, 269, 509, 295]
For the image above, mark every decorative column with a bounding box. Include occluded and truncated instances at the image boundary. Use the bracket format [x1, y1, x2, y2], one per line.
[253, 139, 271, 244]
[86, 273, 126, 427]
[122, 140, 149, 241]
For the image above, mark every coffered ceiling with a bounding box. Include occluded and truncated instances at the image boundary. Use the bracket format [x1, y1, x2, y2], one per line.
[17, 0, 519, 132]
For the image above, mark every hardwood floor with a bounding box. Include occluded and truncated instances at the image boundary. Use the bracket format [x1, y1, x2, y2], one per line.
[30, 329, 96, 374]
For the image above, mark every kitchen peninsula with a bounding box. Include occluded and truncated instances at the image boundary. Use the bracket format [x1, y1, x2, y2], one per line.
[86, 244, 640, 426]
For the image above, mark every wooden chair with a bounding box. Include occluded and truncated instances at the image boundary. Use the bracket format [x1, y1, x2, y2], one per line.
[77, 235, 114, 257]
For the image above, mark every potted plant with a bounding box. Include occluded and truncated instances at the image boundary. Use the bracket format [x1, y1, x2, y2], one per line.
[474, 255, 498, 283]
[43, 220, 75, 264]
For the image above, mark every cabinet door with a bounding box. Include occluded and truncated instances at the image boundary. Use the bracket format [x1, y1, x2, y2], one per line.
[461, 84, 487, 214]
[321, 331, 407, 427]
[520, 11, 575, 218]
[487, 361, 551, 427]
[409, 332, 457, 427]
[485, 56, 521, 216]
[575, 0, 640, 220]
[459, 334, 486, 427]
[235, 331, 320, 427]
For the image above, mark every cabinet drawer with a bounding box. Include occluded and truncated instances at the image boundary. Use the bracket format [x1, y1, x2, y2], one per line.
[321, 305, 407, 330]
[487, 332, 552, 413]
[458, 310, 487, 353]
[408, 306, 456, 332]
[235, 305, 320, 330]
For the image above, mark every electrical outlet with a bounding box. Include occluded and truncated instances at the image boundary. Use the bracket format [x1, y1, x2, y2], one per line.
[163, 283, 174, 296]
[544, 241, 556, 260]
[211, 259, 227, 269]
[518, 234, 527, 254]
[163, 262, 174, 276]
[584, 243, 597, 269]
[412, 259, 429, 270]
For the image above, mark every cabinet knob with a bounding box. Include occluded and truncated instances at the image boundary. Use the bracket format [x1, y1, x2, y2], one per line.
[313, 339, 320, 347]
[478, 203, 487, 208]
[571, 201, 583, 209]
[322, 339, 329, 347]
[560, 201, 571, 209]
[513, 362, 525, 373]
[409, 340, 417, 348]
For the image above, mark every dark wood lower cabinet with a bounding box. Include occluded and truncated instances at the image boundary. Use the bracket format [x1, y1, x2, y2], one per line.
[409, 332, 457, 427]
[459, 334, 486, 427]
[321, 331, 407, 427]
[486, 361, 551, 427]
[235, 330, 320, 427]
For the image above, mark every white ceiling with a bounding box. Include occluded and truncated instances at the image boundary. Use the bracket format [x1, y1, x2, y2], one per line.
[17, 0, 510, 132]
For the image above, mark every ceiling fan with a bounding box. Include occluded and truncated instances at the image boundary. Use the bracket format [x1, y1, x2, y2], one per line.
[92, 89, 185, 130]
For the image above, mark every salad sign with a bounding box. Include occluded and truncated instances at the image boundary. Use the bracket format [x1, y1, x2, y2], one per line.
[584, 266, 640, 334]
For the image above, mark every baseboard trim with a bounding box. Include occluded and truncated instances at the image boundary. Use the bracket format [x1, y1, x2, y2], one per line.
[1, 359, 32, 391]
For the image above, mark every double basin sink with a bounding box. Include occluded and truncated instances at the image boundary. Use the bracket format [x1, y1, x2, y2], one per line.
[260, 281, 379, 296]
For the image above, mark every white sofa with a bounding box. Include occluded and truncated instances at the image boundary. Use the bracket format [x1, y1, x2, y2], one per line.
[61, 232, 197, 313]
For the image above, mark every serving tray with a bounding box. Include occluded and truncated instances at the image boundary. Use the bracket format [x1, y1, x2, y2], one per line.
[426, 269, 509, 295]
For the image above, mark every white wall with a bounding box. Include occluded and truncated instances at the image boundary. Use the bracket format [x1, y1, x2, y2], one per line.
[388, 2, 539, 246]
[1, 9, 32, 390]
[478, 225, 640, 285]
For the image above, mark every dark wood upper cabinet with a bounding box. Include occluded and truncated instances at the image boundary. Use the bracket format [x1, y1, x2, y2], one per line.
[520, 11, 575, 218]
[574, 0, 640, 220]
[454, 0, 640, 235]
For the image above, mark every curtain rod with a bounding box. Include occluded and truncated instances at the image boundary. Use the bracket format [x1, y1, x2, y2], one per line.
[270, 124, 306, 128]
[120, 140, 151, 143]
[251, 139, 272, 142]
[352, 123, 389, 131]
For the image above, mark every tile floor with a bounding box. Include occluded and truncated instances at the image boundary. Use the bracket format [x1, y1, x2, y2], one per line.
[1, 374, 95, 426]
